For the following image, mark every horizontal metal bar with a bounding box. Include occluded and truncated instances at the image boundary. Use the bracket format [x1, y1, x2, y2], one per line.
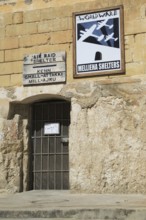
[33, 153, 68, 155]
[33, 170, 69, 172]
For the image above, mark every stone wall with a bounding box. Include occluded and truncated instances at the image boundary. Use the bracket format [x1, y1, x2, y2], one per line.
[69, 79, 146, 193]
[0, 115, 23, 193]
[0, 0, 146, 86]
[0, 104, 30, 193]
[0, 0, 146, 193]
[0, 76, 146, 193]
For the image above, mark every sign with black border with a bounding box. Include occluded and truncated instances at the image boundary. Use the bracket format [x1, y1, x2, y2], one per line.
[73, 5, 125, 78]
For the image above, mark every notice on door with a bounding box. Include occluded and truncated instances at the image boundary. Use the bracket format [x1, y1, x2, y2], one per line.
[23, 51, 66, 85]
[44, 123, 60, 135]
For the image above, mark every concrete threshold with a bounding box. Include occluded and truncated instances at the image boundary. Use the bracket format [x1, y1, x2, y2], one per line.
[0, 190, 146, 219]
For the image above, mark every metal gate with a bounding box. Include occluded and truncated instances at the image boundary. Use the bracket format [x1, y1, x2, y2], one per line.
[31, 100, 70, 190]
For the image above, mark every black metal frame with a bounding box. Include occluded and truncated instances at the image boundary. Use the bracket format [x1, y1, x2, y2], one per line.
[31, 100, 70, 190]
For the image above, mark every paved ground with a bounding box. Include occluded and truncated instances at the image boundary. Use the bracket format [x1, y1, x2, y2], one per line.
[0, 191, 146, 219]
[0, 190, 146, 210]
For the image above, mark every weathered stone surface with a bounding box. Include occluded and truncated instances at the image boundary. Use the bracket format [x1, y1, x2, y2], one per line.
[23, 9, 40, 23]
[0, 115, 24, 193]
[69, 80, 146, 193]
[19, 33, 50, 48]
[0, 0, 146, 86]
[22, 119, 30, 191]
[0, 0, 146, 194]
[0, 37, 18, 50]
[0, 61, 22, 75]
[13, 12, 23, 24]
[6, 23, 38, 37]
[0, 76, 146, 193]
[0, 99, 10, 118]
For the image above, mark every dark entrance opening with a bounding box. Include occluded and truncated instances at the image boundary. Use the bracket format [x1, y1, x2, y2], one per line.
[95, 51, 102, 61]
[31, 100, 70, 190]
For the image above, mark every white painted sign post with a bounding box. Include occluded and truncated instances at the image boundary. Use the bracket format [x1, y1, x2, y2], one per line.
[23, 51, 66, 85]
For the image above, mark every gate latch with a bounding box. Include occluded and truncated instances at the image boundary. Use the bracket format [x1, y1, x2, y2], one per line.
[61, 137, 69, 143]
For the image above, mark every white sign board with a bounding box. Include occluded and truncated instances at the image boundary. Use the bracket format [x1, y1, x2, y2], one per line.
[23, 51, 66, 85]
[73, 6, 125, 77]
[44, 123, 60, 135]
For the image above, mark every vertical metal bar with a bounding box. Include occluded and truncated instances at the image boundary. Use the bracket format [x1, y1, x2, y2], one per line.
[48, 103, 50, 190]
[47, 136, 49, 189]
[61, 103, 63, 190]
[40, 104, 43, 189]
[33, 139, 36, 190]
[54, 103, 56, 190]
[34, 104, 36, 189]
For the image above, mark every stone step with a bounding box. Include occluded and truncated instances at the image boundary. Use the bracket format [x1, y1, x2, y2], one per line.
[0, 209, 122, 219]
[0, 191, 146, 219]
[0, 218, 109, 220]
[0, 209, 146, 220]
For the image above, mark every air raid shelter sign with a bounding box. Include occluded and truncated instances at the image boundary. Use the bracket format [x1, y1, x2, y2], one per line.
[23, 51, 66, 85]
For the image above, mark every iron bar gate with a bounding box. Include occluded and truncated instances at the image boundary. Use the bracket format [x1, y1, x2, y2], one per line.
[31, 100, 70, 190]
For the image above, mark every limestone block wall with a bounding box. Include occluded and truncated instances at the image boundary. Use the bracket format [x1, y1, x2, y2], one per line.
[0, 0, 146, 86]
[0, 0, 146, 193]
